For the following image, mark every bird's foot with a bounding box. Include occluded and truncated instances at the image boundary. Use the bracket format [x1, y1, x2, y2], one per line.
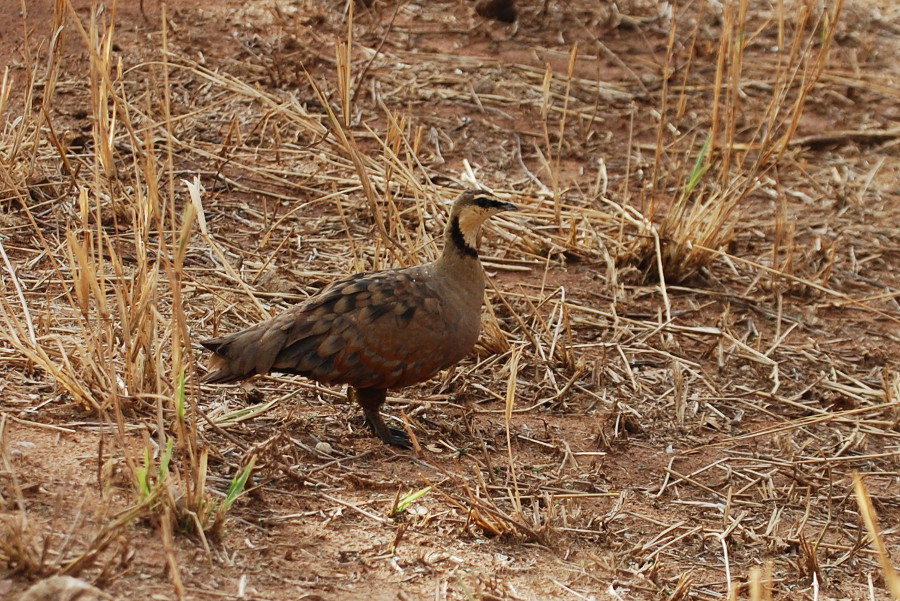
[363, 414, 411, 449]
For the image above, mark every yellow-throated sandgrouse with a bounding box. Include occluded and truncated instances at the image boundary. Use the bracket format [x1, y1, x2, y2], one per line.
[201, 190, 516, 447]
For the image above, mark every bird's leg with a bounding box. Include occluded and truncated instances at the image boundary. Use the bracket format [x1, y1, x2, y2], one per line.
[352, 387, 410, 448]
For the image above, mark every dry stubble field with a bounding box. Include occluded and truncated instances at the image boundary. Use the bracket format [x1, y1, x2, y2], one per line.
[1, 0, 899, 600]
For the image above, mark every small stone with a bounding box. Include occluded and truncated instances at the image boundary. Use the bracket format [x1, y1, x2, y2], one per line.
[19, 576, 113, 601]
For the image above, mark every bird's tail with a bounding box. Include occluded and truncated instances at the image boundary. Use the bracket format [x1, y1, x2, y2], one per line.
[200, 334, 257, 383]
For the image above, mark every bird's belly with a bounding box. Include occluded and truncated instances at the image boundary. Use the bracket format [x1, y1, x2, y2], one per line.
[388, 313, 481, 388]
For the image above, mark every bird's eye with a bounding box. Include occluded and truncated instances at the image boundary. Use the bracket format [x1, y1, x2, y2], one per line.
[474, 196, 501, 209]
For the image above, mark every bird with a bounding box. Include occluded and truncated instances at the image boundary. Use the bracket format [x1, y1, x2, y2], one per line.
[200, 189, 517, 447]
[475, 0, 518, 23]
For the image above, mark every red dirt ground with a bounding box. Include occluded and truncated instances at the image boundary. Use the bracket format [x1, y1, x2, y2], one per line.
[1, 1, 899, 600]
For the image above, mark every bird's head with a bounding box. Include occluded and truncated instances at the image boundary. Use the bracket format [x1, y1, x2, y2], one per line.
[447, 189, 517, 254]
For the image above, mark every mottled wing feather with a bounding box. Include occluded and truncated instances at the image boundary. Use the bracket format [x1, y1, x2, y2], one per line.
[272, 267, 463, 388]
[202, 263, 482, 388]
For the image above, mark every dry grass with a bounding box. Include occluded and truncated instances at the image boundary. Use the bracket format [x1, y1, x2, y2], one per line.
[1, 0, 899, 599]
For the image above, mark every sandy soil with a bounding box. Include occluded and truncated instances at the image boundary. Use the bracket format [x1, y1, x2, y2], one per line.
[1, 0, 899, 600]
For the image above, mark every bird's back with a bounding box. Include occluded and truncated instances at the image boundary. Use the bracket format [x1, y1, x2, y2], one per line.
[201, 260, 484, 389]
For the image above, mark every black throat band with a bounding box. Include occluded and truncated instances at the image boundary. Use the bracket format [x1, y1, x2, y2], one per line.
[449, 216, 478, 258]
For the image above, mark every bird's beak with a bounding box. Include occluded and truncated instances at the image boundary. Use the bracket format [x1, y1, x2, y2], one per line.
[498, 201, 518, 212]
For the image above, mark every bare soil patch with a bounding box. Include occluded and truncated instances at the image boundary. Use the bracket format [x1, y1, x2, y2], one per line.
[1, 0, 899, 600]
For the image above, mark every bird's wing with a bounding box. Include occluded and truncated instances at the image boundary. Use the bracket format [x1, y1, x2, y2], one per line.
[271, 266, 461, 388]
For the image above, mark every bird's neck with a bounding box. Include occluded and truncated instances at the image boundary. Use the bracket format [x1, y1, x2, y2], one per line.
[435, 214, 484, 277]
[433, 215, 486, 304]
[445, 215, 479, 259]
